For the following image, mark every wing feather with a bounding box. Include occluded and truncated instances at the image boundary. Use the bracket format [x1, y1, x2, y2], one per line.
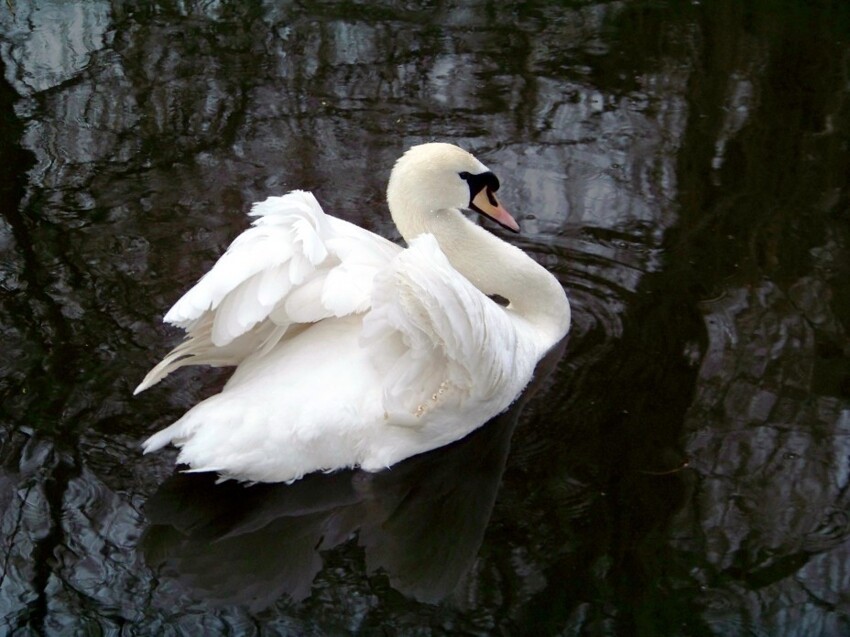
[135, 190, 401, 394]
[283, 272, 333, 323]
[362, 234, 524, 423]
[256, 263, 293, 307]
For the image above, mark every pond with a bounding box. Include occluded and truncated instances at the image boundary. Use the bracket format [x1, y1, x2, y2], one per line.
[1, 0, 848, 635]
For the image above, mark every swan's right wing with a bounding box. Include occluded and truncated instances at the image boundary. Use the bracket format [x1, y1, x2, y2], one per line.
[362, 234, 527, 426]
[135, 191, 400, 394]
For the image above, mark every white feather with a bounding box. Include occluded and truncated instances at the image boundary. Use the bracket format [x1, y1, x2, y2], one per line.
[137, 144, 571, 483]
[134, 190, 399, 394]
[283, 273, 332, 323]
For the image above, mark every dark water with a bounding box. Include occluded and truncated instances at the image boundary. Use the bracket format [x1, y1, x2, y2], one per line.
[1, 0, 848, 634]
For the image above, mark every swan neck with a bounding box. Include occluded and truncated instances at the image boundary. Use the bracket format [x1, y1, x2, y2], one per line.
[390, 198, 570, 349]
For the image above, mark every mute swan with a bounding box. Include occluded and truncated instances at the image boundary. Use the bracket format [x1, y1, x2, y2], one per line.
[136, 143, 571, 483]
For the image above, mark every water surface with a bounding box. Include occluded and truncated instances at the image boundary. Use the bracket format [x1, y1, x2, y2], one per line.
[0, 1, 848, 635]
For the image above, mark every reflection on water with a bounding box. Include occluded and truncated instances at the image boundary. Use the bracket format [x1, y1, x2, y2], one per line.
[143, 339, 565, 611]
[0, 0, 848, 634]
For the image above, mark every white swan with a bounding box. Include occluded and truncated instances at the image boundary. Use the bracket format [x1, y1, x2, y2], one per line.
[136, 143, 571, 483]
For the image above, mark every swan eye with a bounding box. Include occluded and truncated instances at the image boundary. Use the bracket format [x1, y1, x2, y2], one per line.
[459, 171, 500, 206]
[459, 171, 500, 191]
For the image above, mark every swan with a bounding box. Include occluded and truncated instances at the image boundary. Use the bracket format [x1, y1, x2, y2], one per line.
[136, 143, 571, 483]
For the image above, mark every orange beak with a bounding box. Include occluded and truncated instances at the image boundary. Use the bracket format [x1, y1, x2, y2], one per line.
[471, 188, 520, 233]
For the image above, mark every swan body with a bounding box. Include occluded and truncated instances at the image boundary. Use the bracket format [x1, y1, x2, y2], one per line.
[137, 143, 571, 483]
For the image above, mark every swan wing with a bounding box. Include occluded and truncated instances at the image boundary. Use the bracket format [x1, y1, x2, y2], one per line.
[362, 234, 526, 426]
[135, 191, 400, 394]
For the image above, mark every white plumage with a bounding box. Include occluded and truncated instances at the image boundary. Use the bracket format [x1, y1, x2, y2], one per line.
[137, 143, 571, 483]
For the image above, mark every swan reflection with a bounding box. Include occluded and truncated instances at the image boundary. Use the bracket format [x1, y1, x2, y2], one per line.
[142, 339, 567, 609]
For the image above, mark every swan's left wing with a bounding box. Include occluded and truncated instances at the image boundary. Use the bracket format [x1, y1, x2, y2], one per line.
[362, 234, 527, 426]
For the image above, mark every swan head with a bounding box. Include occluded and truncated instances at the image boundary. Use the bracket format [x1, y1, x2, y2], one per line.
[387, 143, 519, 241]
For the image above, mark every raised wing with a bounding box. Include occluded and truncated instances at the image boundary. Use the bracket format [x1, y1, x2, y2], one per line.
[135, 191, 400, 394]
[361, 234, 530, 426]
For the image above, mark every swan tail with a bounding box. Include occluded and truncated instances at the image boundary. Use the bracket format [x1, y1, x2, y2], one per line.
[141, 420, 183, 453]
[134, 315, 291, 394]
